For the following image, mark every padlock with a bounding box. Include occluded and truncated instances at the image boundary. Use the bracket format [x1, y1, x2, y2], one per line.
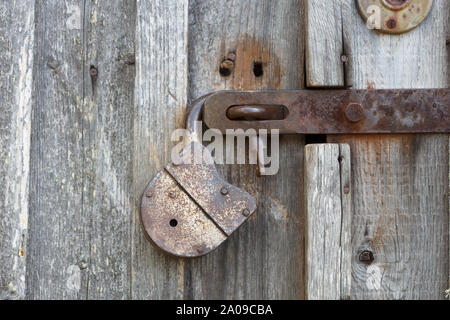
[140, 95, 257, 258]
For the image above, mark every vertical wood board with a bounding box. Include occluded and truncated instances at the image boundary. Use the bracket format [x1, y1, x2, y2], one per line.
[132, 0, 188, 299]
[306, 0, 349, 87]
[0, 0, 35, 300]
[27, 0, 136, 299]
[305, 144, 352, 300]
[187, 0, 306, 299]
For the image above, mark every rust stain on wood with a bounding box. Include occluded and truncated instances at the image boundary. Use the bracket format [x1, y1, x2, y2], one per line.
[219, 35, 282, 90]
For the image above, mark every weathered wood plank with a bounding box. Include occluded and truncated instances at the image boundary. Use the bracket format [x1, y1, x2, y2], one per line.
[27, 0, 87, 299]
[186, 0, 305, 299]
[132, 0, 188, 299]
[306, 0, 350, 87]
[329, 0, 449, 299]
[0, 0, 35, 300]
[27, 0, 136, 299]
[82, 0, 136, 300]
[304, 144, 352, 300]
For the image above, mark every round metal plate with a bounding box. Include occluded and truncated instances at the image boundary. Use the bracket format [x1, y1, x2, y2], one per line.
[356, 0, 433, 34]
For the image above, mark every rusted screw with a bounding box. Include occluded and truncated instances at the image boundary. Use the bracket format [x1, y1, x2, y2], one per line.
[344, 103, 365, 123]
[220, 187, 229, 196]
[219, 52, 236, 77]
[90, 65, 98, 78]
[343, 187, 350, 195]
[221, 60, 234, 69]
[359, 250, 374, 265]
[242, 208, 250, 217]
[219, 59, 234, 77]
[146, 191, 153, 198]
[386, 18, 397, 29]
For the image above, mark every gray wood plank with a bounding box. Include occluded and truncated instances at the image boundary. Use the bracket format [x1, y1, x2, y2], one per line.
[306, 0, 350, 87]
[329, 0, 449, 299]
[82, 0, 136, 300]
[27, 0, 87, 299]
[186, 0, 305, 299]
[131, 0, 188, 299]
[27, 0, 135, 299]
[0, 0, 35, 300]
[304, 144, 352, 300]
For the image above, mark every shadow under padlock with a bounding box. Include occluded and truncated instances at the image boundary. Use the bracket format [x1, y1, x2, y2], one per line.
[140, 95, 257, 258]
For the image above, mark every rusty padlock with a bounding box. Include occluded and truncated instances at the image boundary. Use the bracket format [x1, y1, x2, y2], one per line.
[140, 95, 257, 258]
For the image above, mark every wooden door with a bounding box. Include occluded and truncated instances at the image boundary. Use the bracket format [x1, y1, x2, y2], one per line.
[0, 0, 448, 300]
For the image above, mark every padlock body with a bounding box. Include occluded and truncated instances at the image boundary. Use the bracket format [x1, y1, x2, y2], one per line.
[140, 142, 256, 258]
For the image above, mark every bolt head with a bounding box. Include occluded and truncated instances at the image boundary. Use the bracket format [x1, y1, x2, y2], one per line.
[344, 103, 365, 123]
[242, 209, 250, 217]
[146, 191, 153, 198]
[386, 18, 397, 29]
[221, 60, 234, 70]
[90, 66, 98, 77]
[220, 187, 229, 196]
[168, 191, 176, 199]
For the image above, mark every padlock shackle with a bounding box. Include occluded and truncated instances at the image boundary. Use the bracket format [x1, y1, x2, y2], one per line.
[185, 93, 215, 145]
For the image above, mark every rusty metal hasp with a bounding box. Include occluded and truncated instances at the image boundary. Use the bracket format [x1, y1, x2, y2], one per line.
[204, 89, 449, 134]
[141, 89, 449, 258]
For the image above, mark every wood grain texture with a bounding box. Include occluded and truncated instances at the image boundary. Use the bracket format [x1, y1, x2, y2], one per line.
[304, 144, 352, 300]
[27, 0, 136, 299]
[82, 0, 136, 300]
[328, 0, 449, 299]
[0, 0, 35, 300]
[306, 0, 351, 87]
[28, 0, 86, 299]
[132, 0, 188, 299]
[187, 0, 305, 299]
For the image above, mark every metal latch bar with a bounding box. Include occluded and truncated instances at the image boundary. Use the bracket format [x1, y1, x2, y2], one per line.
[203, 89, 450, 134]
